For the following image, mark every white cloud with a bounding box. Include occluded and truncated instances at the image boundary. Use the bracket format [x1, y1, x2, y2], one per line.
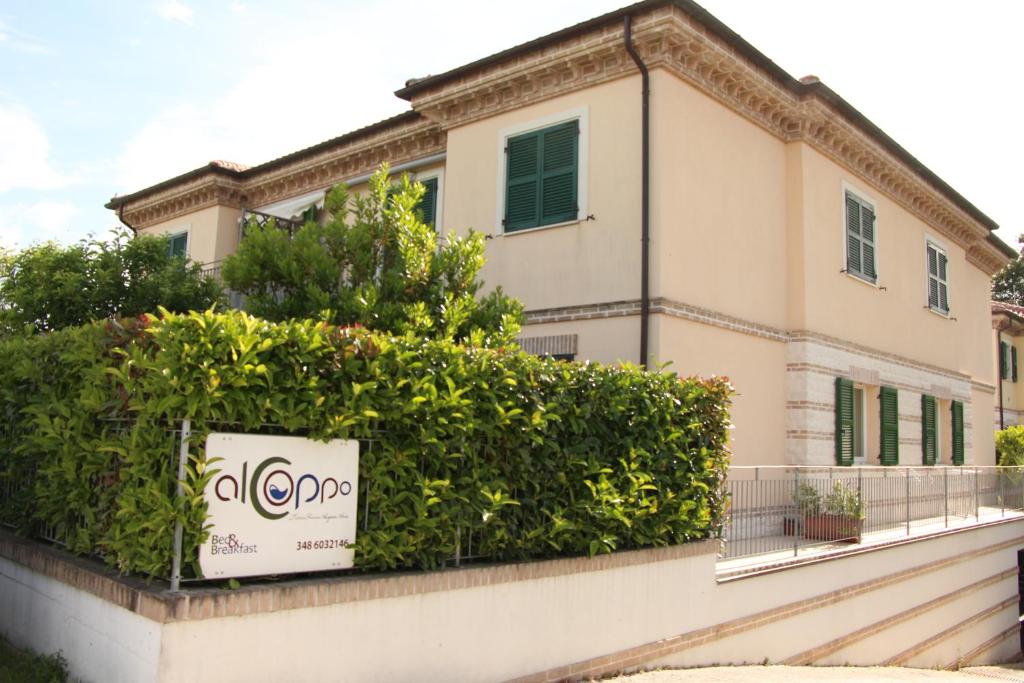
[0, 201, 79, 248]
[155, 1, 194, 24]
[0, 104, 66, 193]
[0, 18, 52, 55]
[113, 11, 407, 191]
[229, 3, 247, 13]
[111, 0, 627, 193]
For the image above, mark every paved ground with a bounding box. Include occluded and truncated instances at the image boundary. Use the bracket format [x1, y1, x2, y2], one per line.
[608, 665, 1024, 682]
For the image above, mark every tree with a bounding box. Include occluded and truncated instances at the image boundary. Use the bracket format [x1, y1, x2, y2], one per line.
[0, 229, 223, 334]
[992, 237, 1024, 305]
[221, 165, 524, 346]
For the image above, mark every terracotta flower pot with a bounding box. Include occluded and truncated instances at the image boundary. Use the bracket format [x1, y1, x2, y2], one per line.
[804, 513, 862, 542]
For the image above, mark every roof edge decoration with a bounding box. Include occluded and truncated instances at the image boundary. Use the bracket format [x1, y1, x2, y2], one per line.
[106, 111, 424, 210]
[396, 0, 997, 237]
[107, 0, 1008, 275]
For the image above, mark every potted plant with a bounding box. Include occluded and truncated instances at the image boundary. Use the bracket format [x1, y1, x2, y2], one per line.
[784, 482, 819, 536]
[801, 481, 864, 542]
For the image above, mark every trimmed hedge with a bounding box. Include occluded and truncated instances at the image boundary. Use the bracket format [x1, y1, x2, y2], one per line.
[0, 310, 731, 578]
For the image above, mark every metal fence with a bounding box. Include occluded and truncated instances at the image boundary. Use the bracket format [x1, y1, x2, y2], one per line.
[721, 466, 1024, 561]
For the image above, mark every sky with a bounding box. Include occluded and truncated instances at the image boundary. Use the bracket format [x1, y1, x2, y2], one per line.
[1, 0, 1022, 251]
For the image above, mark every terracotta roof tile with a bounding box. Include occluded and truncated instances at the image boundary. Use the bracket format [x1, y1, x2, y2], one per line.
[209, 160, 250, 173]
[992, 301, 1024, 318]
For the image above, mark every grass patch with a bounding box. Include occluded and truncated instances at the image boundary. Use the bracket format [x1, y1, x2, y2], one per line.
[0, 635, 67, 683]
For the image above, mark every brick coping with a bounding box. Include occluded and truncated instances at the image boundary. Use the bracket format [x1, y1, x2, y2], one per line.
[0, 529, 717, 625]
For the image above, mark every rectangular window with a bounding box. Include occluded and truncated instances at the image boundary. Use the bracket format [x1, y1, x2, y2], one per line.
[504, 120, 579, 232]
[1002, 341, 1011, 380]
[418, 177, 438, 227]
[1014, 346, 1019, 383]
[168, 231, 188, 258]
[926, 241, 949, 314]
[951, 400, 964, 466]
[921, 394, 938, 466]
[845, 191, 877, 283]
[879, 386, 899, 466]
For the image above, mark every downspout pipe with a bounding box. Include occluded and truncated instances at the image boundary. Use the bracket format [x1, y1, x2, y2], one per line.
[998, 328, 1005, 431]
[624, 15, 650, 369]
[117, 204, 138, 235]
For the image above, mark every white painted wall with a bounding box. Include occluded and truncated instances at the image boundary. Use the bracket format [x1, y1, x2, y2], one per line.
[2, 521, 1021, 682]
[0, 556, 161, 683]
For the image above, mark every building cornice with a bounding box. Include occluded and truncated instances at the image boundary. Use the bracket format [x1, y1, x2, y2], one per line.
[405, 6, 1008, 274]
[115, 115, 445, 230]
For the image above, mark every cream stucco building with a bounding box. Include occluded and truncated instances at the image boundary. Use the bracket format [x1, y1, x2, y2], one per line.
[107, 0, 1014, 468]
[993, 301, 1024, 431]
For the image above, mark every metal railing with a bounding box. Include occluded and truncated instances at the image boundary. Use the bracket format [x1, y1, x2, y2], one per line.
[721, 466, 1024, 561]
[240, 209, 303, 238]
[198, 260, 245, 310]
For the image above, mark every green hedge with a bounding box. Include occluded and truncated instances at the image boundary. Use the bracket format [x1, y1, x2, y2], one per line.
[0, 310, 731, 578]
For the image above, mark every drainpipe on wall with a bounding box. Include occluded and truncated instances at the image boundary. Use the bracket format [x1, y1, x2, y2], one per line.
[624, 15, 650, 369]
[997, 328, 1005, 430]
[117, 204, 138, 235]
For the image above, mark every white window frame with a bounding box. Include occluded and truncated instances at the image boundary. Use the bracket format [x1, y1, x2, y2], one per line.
[412, 168, 444, 234]
[924, 235, 951, 317]
[840, 182, 879, 287]
[494, 106, 589, 236]
[166, 225, 191, 259]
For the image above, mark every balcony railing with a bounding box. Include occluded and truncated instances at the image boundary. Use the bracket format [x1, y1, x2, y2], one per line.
[721, 466, 1024, 563]
[240, 209, 303, 238]
[198, 260, 244, 310]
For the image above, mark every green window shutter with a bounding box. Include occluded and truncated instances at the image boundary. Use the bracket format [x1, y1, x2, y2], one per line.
[860, 204, 876, 279]
[168, 232, 187, 258]
[845, 194, 862, 276]
[505, 131, 541, 231]
[300, 205, 317, 224]
[504, 120, 578, 232]
[927, 243, 950, 313]
[1001, 342, 1010, 380]
[921, 395, 937, 465]
[835, 377, 855, 466]
[879, 386, 899, 466]
[417, 177, 438, 227]
[927, 244, 940, 309]
[539, 121, 578, 225]
[845, 192, 876, 282]
[938, 252, 948, 312]
[1013, 346, 1018, 382]
[951, 400, 964, 466]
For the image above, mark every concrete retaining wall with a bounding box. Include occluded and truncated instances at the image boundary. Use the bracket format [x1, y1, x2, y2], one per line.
[0, 519, 1021, 682]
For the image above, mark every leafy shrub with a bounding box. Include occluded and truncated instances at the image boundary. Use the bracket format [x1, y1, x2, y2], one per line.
[0, 635, 67, 683]
[221, 166, 523, 347]
[0, 310, 731, 578]
[0, 229, 222, 334]
[996, 426, 1024, 466]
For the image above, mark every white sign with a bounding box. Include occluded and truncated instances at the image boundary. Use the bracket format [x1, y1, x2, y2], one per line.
[198, 433, 359, 579]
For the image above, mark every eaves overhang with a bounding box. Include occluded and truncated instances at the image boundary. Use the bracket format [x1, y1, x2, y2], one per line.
[395, 0, 1000, 236]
